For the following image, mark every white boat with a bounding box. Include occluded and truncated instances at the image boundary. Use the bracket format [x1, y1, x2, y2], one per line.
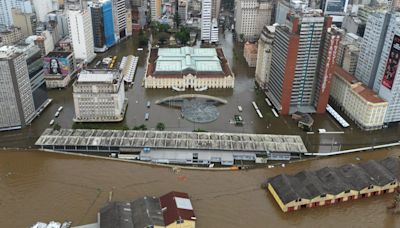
[194, 86, 208, 92]
[54, 111, 60, 118]
[46, 221, 61, 228]
[146, 101, 151, 108]
[172, 86, 185, 92]
[57, 106, 63, 112]
[49, 119, 55, 126]
[31, 222, 47, 228]
[145, 113, 149, 120]
[238, 106, 243, 112]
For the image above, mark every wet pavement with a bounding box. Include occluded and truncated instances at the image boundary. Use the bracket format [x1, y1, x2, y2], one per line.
[0, 148, 399, 228]
[0, 30, 400, 152]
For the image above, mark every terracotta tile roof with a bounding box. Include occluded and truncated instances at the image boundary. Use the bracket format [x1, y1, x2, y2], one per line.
[352, 84, 386, 103]
[334, 65, 358, 84]
[159, 191, 196, 226]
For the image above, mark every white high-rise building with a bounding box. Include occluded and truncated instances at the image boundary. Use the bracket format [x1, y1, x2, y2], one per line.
[67, 8, 96, 63]
[0, 0, 32, 27]
[0, 46, 36, 131]
[32, 0, 58, 22]
[373, 12, 400, 124]
[201, 0, 218, 43]
[112, 0, 127, 40]
[355, 12, 390, 88]
[201, 0, 212, 41]
[234, 0, 273, 42]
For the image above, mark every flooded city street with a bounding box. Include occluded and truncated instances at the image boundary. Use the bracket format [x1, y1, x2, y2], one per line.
[0, 148, 399, 227]
[0, 30, 400, 152]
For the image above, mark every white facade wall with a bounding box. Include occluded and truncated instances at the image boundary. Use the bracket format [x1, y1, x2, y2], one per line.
[144, 75, 234, 89]
[330, 74, 387, 130]
[234, 0, 272, 41]
[32, 0, 56, 22]
[73, 76, 126, 122]
[67, 9, 96, 63]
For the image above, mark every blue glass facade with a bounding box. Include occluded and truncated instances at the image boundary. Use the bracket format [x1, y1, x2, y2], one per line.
[102, 0, 115, 47]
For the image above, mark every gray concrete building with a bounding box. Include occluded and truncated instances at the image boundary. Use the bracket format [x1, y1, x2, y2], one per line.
[255, 24, 275, 89]
[0, 46, 36, 131]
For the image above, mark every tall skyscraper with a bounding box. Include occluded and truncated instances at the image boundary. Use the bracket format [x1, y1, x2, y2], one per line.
[0, 46, 36, 131]
[255, 24, 275, 89]
[67, 8, 96, 62]
[201, 0, 212, 42]
[234, 0, 273, 42]
[150, 0, 161, 21]
[112, 0, 127, 40]
[373, 12, 400, 124]
[32, 0, 58, 22]
[355, 12, 390, 88]
[0, 0, 32, 27]
[267, 9, 340, 114]
[89, 0, 116, 52]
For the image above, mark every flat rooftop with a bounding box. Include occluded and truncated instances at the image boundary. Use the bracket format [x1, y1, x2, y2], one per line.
[46, 51, 72, 58]
[35, 129, 308, 153]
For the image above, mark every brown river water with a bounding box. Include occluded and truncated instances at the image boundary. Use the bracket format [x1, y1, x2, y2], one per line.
[1, 149, 400, 228]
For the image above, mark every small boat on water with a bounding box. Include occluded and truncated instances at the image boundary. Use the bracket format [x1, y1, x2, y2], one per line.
[145, 113, 149, 120]
[194, 86, 208, 92]
[54, 111, 60, 118]
[49, 119, 55, 126]
[172, 86, 185, 92]
[146, 101, 151, 108]
[238, 106, 243, 112]
[57, 106, 63, 112]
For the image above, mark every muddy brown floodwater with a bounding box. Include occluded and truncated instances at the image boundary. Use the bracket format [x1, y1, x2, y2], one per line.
[1, 149, 400, 228]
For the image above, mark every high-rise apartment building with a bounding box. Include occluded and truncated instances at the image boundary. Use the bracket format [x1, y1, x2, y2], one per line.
[73, 69, 128, 122]
[11, 8, 37, 37]
[112, 0, 127, 40]
[275, 0, 308, 25]
[372, 12, 400, 123]
[178, 0, 188, 22]
[201, 0, 219, 43]
[89, 0, 116, 52]
[150, 0, 161, 21]
[14, 42, 50, 113]
[0, 46, 36, 131]
[67, 8, 96, 63]
[32, 0, 58, 22]
[267, 9, 340, 114]
[336, 33, 360, 75]
[234, 0, 273, 42]
[0, 0, 32, 27]
[255, 24, 275, 89]
[355, 12, 390, 88]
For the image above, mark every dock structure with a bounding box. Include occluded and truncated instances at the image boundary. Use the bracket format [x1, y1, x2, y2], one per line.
[266, 157, 400, 212]
[120, 55, 139, 83]
[35, 129, 307, 166]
